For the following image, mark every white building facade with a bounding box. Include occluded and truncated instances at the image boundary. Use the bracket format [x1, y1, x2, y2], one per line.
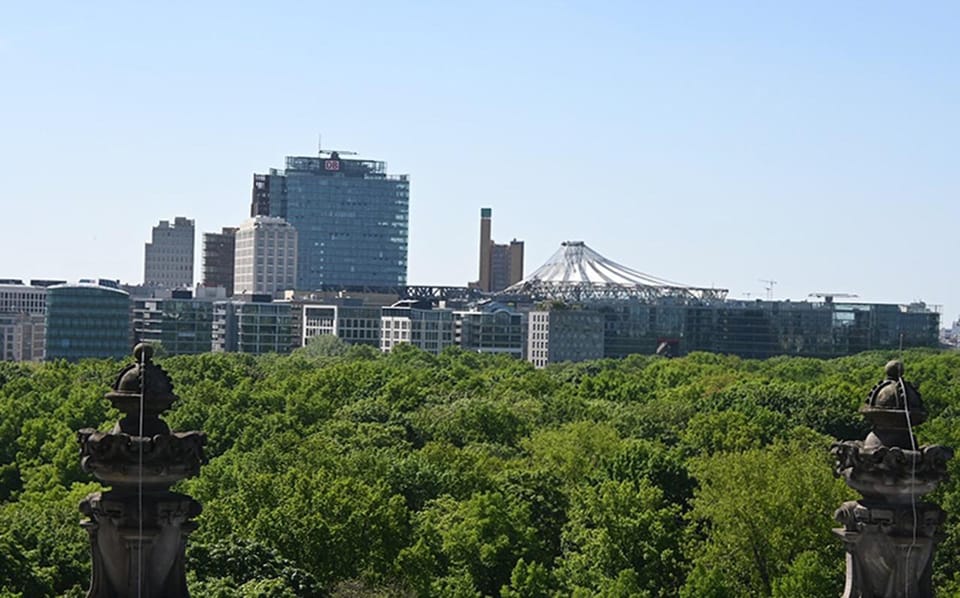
[380, 302, 454, 354]
[0, 282, 48, 362]
[233, 216, 298, 297]
[302, 304, 382, 347]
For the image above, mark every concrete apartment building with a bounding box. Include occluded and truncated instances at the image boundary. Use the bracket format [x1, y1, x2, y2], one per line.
[144, 217, 195, 288]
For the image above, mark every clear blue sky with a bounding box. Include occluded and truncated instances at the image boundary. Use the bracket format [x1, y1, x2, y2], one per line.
[2, 1, 957, 322]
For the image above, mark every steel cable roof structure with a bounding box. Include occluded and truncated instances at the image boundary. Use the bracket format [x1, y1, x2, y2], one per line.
[501, 241, 727, 303]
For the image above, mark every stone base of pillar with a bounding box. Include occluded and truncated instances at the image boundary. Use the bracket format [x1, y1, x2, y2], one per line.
[80, 490, 201, 598]
[834, 499, 945, 598]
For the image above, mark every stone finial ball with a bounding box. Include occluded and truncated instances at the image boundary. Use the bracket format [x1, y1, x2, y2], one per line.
[885, 360, 904, 380]
[133, 343, 155, 363]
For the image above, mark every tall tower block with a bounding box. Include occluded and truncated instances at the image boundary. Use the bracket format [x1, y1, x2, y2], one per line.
[144, 217, 195, 288]
[478, 208, 493, 292]
[250, 150, 409, 289]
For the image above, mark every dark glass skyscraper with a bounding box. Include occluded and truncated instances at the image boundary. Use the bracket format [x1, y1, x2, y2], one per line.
[251, 151, 409, 289]
[202, 227, 237, 296]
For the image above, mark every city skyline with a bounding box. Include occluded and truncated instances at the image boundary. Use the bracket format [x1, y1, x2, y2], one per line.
[1, 2, 957, 320]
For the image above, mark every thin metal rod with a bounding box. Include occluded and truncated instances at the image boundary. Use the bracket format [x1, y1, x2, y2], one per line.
[137, 349, 145, 598]
[900, 375, 919, 596]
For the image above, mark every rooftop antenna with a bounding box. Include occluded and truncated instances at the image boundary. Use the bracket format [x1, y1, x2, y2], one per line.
[759, 278, 777, 300]
[316, 134, 359, 158]
[808, 292, 859, 304]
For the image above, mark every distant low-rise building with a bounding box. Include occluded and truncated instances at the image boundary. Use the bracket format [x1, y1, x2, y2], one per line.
[212, 296, 295, 355]
[681, 300, 941, 359]
[0, 313, 45, 362]
[941, 317, 960, 348]
[45, 281, 131, 361]
[302, 302, 382, 347]
[0, 281, 48, 362]
[507, 241, 941, 364]
[132, 289, 216, 356]
[381, 300, 454, 354]
[455, 304, 527, 358]
[527, 307, 604, 368]
[0, 281, 47, 314]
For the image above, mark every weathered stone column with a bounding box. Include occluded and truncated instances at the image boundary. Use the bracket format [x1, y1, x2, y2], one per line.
[832, 360, 953, 598]
[78, 344, 205, 598]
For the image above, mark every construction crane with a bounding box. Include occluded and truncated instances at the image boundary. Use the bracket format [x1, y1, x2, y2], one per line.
[808, 292, 859, 304]
[759, 279, 777, 300]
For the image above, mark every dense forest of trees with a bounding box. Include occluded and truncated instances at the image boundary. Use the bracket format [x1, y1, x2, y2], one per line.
[1, 343, 959, 597]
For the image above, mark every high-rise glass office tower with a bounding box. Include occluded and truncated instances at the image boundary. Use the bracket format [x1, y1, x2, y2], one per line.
[251, 150, 409, 290]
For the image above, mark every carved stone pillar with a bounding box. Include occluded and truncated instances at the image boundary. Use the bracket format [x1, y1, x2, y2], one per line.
[832, 360, 953, 598]
[78, 344, 205, 598]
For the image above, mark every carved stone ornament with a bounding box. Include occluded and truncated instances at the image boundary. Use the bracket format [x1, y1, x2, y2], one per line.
[832, 360, 954, 598]
[77, 344, 206, 598]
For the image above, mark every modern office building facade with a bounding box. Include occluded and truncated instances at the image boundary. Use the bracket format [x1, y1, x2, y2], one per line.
[455, 305, 527, 358]
[132, 290, 216, 355]
[202, 227, 237, 296]
[302, 303, 382, 347]
[212, 297, 295, 355]
[144, 217, 195, 288]
[527, 308, 605, 368]
[598, 299, 689, 359]
[587, 298, 940, 360]
[251, 151, 409, 289]
[680, 299, 941, 359]
[233, 216, 298, 297]
[381, 301, 454, 354]
[45, 281, 131, 361]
